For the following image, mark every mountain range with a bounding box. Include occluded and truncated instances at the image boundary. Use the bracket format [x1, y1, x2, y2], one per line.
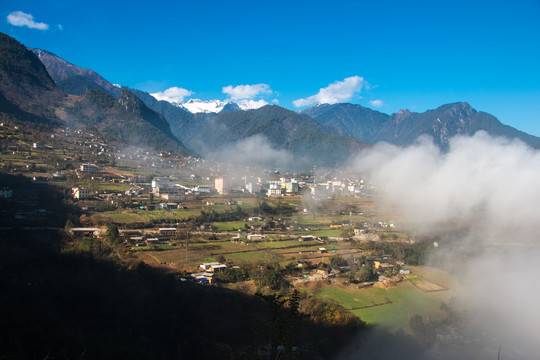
[302, 102, 540, 148]
[2, 32, 539, 167]
[0, 33, 188, 154]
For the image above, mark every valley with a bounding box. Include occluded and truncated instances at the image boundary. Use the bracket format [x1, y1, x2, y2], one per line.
[1, 29, 538, 359]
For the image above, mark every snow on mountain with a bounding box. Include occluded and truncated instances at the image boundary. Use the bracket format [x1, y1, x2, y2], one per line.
[149, 96, 268, 113]
[181, 99, 228, 113]
[237, 99, 268, 110]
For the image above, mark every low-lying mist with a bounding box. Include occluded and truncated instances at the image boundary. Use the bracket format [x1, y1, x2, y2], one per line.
[205, 135, 293, 170]
[345, 131, 540, 358]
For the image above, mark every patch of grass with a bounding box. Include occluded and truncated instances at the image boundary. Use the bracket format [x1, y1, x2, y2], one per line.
[104, 212, 144, 223]
[296, 229, 343, 237]
[257, 239, 309, 249]
[96, 183, 134, 191]
[103, 208, 201, 224]
[317, 286, 389, 309]
[214, 221, 249, 231]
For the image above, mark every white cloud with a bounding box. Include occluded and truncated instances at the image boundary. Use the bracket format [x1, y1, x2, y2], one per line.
[369, 99, 383, 108]
[150, 86, 193, 104]
[237, 99, 268, 110]
[7, 11, 49, 30]
[272, 99, 279, 104]
[348, 132, 540, 357]
[222, 83, 271, 100]
[293, 76, 368, 108]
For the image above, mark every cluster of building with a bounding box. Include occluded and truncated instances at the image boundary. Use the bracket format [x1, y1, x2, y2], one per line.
[190, 262, 229, 284]
[121, 228, 178, 247]
[210, 174, 375, 198]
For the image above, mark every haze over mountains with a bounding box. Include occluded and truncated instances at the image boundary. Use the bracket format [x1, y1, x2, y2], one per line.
[1, 32, 539, 167]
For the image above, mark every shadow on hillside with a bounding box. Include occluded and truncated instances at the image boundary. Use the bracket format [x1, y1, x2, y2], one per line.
[0, 228, 390, 360]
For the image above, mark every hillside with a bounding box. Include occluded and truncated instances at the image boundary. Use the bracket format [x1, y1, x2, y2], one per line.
[30, 48, 122, 97]
[62, 89, 190, 154]
[0, 33, 64, 125]
[302, 103, 390, 143]
[0, 33, 190, 155]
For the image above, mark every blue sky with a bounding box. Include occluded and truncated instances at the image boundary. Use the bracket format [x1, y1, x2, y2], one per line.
[2, 0, 540, 135]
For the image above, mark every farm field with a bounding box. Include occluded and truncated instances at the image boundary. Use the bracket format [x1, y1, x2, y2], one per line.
[296, 229, 343, 237]
[100, 208, 202, 223]
[316, 281, 450, 332]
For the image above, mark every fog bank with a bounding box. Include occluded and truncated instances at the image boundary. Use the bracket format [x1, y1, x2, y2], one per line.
[346, 131, 540, 358]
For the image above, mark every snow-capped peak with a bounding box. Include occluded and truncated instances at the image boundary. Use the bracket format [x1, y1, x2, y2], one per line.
[180, 99, 228, 113]
[150, 96, 269, 113]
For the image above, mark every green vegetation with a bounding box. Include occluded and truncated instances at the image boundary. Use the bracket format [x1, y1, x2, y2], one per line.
[317, 284, 445, 332]
[296, 229, 343, 237]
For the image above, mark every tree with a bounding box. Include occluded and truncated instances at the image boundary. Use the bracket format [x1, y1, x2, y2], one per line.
[356, 265, 374, 283]
[329, 255, 347, 267]
[265, 219, 276, 229]
[409, 314, 426, 335]
[106, 224, 120, 245]
[253, 263, 286, 291]
[254, 289, 302, 357]
[340, 228, 354, 238]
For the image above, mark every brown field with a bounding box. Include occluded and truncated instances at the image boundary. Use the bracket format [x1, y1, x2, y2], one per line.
[100, 166, 135, 177]
[410, 277, 446, 292]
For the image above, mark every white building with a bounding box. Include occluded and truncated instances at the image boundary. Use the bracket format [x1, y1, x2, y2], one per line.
[267, 188, 282, 197]
[193, 186, 211, 193]
[245, 182, 260, 194]
[72, 187, 89, 200]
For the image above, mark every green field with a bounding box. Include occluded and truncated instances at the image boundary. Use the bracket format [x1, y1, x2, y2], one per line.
[316, 284, 445, 331]
[296, 229, 343, 237]
[214, 221, 253, 231]
[256, 239, 308, 249]
[103, 208, 201, 223]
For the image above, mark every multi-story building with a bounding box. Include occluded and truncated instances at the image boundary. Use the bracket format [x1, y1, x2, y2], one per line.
[72, 187, 89, 200]
[80, 164, 100, 172]
[214, 176, 228, 195]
